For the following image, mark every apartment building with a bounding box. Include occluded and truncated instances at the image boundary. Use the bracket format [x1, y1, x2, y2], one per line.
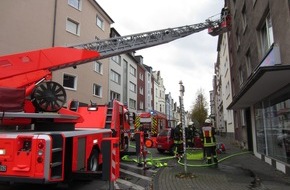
[227, 0, 290, 174]
[214, 32, 235, 139]
[152, 71, 166, 114]
[135, 55, 146, 112]
[144, 65, 154, 112]
[109, 28, 141, 114]
[0, 0, 113, 106]
[165, 92, 176, 122]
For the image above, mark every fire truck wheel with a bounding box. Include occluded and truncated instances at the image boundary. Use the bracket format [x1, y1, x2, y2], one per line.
[88, 149, 99, 171]
[145, 139, 153, 148]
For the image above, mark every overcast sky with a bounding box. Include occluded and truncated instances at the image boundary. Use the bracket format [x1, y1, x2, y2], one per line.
[96, 0, 224, 111]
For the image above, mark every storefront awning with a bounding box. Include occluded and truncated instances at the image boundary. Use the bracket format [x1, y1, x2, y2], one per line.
[228, 65, 290, 109]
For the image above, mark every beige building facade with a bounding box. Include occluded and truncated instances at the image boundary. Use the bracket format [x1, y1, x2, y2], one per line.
[0, 0, 113, 105]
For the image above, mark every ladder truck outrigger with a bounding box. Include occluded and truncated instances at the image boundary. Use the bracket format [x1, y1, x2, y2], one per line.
[0, 8, 230, 186]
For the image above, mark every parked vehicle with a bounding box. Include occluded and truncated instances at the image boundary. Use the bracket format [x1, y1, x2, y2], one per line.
[156, 128, 175, 154]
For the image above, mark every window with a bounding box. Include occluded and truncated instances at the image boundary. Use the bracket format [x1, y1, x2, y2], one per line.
[242, 3, 247, 32]
[139, 73, 144, 81]
[246, 49, 252, 77]
[236, 30, 240, 50]
[260, 13, 274, 55]
[96, 15, 104, 30]
[94, 61, 103, 74]
[111, 55, 121, 65]
[139, 101, 144, 110]
[139, 87, 144, 95]
[110, 91, 120, 101]
[238, 66, 245, 86]
[129, 65, 136, 77]
[225, 81, 230, 99]
[129, 98, 136, 109]
[93, 84, 102, 97]
[129, 82, 136, 93]
[253, 0, 257, 6]
[110, 70, 121, 84]
[68, 0, 81, 10]
[254, 84, 290, 163]
[63, 74, 76, 89]
[66, 18, 79, 35]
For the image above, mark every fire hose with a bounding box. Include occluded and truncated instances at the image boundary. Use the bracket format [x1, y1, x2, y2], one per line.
[122, 147, 250, 168]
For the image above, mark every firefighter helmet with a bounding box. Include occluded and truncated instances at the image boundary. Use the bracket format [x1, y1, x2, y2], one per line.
[188, 121, 194, 126]
[177, 121, 181, 125]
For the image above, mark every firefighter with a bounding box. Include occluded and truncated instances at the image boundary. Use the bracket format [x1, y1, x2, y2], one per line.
[186, 121, 195, 147]
[201, 119, 218, 165]
[172, 121, 183, 156]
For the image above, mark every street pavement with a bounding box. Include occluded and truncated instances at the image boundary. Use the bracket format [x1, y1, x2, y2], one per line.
[152, 135, 290, 190]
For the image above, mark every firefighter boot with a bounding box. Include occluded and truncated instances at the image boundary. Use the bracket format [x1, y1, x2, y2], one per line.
[213, 157, 218, 166]
[207, 158, 212, 165]
[214, 157, 218, 165]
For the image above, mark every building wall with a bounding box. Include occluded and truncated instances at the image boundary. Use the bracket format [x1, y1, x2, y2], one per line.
[228, 0, 290, 174]
[126, 54, 138, 113]
[144, 65, 153, 112]
[52, 0, 112, 105]
[136, 57, 146, 112]
[219, 33, 235, 135]
[152, 71, 166, 114]
[0, 0, 55, 54]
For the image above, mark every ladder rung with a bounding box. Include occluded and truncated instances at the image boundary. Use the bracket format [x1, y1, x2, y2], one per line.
[51, 162, 62, 167]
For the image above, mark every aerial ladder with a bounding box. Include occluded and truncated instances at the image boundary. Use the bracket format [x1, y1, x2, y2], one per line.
[0, 8, 230, 185]
[0, 10, 230, 113]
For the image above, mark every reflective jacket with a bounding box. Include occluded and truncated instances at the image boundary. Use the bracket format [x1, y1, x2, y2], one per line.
[201, 126, 216, 147]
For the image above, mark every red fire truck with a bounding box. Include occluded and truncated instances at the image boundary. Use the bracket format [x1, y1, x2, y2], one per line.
[134, 111, 169, 148]
[0, 8, 230, 186]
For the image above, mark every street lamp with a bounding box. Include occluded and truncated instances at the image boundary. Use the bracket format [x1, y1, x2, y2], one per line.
[179, 80, 187, 173]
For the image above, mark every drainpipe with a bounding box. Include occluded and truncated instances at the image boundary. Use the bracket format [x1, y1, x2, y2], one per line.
[52, 0, 57, 47]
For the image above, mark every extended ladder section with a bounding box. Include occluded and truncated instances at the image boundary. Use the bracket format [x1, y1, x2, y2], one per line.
[71, 19, 222, 60]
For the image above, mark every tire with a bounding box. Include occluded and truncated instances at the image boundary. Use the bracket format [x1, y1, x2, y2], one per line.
[88, 149, 99, 171]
